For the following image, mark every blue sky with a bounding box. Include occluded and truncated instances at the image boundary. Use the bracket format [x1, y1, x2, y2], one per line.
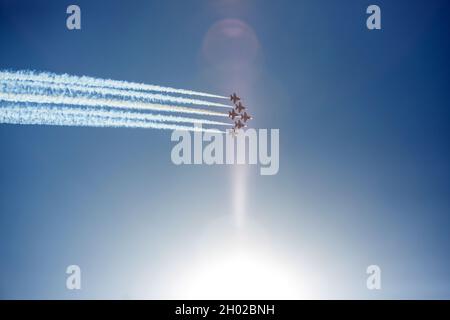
[1, 0, 449, 299]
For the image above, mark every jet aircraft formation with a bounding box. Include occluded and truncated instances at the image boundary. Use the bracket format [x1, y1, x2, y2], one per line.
[228, 93, 252, 135]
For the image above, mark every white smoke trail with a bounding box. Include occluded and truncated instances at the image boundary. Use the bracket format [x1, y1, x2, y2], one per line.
[0, 105, 224, 133]
[0, 92, 228, 117]
[0, 102, 231, 126]
[0, 79, 231, 108]
[0, 70, 227, 99]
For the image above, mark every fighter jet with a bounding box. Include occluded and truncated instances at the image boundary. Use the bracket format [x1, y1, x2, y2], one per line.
[235, 102, 245, 113]
[241, 112, 252, 123]
[230, 93, 241, 104]
[229, 127, 238, 137]
[234, 119, 245, 130]
[228, 109, 239, 120]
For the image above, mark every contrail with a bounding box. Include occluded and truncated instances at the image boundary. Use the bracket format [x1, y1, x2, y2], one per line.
[0, 92, 228, 117]
[0, 70, 228, 99]
[0, 69, 232, 133]
[0, 102, 231, 126]
[0, 105, 225, 133]
[0, 79, 231, 108]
